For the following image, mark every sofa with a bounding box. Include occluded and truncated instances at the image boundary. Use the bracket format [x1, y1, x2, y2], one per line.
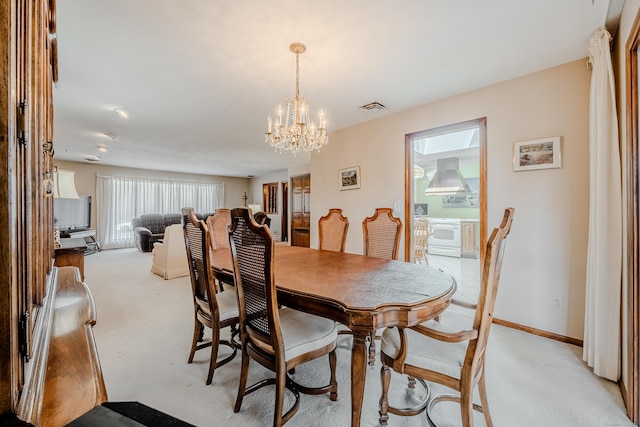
[132, 212, 212, 252]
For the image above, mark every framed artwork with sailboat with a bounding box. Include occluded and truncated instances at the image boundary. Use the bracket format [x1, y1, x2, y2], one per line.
[513, 136, 561, 171]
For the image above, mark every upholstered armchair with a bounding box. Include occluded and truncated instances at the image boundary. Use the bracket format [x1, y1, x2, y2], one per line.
[150, 223, 190, 279]
[253, 211, 271, 227]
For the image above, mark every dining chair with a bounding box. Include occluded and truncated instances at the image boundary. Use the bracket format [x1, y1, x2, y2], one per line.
[228, 207, 338, 427]
[378, 208, 515, 426]
[362, 207, 403, 260]
[206, 208, 231, 251]
[206, 208, 234, 291]
[361, 207, 403, 364]
[413, 219, 433, 265]
[318, 208, 349, 252]
[181, 207, 239, 385]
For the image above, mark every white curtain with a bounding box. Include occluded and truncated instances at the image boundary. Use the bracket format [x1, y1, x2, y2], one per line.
[584, 27, 622, 381]
[96, 175, 224, 249]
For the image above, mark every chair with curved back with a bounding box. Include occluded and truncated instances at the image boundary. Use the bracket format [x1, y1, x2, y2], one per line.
[206, 208, 234, 291]
[228, 207, 338, 427]
[413, 218, 433, 265]
[378, 208, 515, 426]
[363, 207, 403, 260]
[206, 208, 232, 251]
[318, 208, 349, 252]
[181, 207, 239, 385]
[361, 207, 403, 364]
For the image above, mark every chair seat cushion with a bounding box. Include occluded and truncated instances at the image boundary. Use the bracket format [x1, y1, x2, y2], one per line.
[279, 307, 337, 361]
[216, 288, 239, 322]
[380, 320, 468, 380]
[196, 288, 238, 323]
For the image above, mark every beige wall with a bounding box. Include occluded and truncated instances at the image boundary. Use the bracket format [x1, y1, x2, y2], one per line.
[54, 160, 251, 231]
[312, 59, 591, 339]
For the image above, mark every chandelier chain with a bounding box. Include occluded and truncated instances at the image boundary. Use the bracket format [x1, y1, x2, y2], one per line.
[295, 52, 300, 124]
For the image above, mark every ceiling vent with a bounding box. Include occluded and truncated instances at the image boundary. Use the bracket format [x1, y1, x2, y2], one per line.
[84, 155, 100, 162]
[359, 101, 386, 111]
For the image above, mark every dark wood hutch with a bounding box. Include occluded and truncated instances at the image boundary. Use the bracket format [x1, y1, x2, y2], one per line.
[1, 0, 58, 422]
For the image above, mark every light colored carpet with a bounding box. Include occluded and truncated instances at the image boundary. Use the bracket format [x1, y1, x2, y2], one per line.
[83, 248, 633, 427]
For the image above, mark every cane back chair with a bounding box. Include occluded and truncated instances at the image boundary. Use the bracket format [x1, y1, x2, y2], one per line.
[182, 207, 239, 385]
[206, 208, 234, 290]
[361, 207, 403, 364]
[206, 208, 232, 251]
[318, 208, 349, 252]
[362, 207, 403, 260]
[228, 207, 338, 427]
[378, 208, 515, 426]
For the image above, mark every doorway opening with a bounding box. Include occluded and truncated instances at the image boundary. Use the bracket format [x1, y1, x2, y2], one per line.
[404, 118, 487, 298]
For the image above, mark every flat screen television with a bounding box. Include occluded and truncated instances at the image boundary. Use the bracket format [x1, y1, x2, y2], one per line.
[54, 195, 91, 232]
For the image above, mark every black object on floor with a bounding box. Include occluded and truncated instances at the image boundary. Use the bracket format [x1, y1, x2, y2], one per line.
[66, 401, 195, 427]
[0, 413, 34, 427]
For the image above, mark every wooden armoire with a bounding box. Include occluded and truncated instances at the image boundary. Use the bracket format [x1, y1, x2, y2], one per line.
[1, 0, 58, 422]
[290, 174, 310, 247]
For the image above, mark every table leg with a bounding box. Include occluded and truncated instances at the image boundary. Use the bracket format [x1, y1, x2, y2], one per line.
[351, 332, 368, 426]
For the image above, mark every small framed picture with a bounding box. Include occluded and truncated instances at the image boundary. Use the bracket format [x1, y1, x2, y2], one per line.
[513, 136, 562, 172]
[339, 166, 361, 191]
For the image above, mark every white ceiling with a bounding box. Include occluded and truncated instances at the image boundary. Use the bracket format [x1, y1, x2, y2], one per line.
[53, 0, 618, 178]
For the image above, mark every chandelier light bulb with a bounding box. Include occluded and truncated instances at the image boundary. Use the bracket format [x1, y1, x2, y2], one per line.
[265, 43, 329, 155]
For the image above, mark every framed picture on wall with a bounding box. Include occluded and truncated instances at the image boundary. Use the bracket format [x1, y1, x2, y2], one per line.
[339, 166, 361, 191]
[513, 136, 562, 171]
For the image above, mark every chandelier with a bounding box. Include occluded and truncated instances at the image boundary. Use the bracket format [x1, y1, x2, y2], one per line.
[265, 43, 328, 154]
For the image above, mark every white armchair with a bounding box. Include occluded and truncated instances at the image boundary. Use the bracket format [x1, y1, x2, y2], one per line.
[150, 223, 189, 279]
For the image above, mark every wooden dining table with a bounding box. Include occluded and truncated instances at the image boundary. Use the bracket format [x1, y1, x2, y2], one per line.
[210, 244, 456, 427]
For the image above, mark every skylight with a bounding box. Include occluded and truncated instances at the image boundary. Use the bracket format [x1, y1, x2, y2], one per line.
[414, 128, 479, 156]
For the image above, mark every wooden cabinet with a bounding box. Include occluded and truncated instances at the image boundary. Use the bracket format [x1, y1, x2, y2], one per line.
[291, 174, 310, 247]
[461, 220, 479, 258]
[54, 238, 88, 280]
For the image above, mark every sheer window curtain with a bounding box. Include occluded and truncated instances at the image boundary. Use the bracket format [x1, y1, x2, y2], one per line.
[96, 175, 224, 249]
[584, 27, 622, 381]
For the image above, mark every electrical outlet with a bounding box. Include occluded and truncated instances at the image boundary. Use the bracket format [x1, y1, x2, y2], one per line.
[552, 296, 563, 310]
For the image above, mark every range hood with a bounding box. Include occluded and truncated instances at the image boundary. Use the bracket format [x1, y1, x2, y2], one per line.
[424, 157, 472, 195]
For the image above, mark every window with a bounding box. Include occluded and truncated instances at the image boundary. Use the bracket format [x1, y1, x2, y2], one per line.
[263, 182, 278, 214]
[96, 175, 224, 249]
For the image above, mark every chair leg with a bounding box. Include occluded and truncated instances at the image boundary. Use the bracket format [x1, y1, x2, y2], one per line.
[329, 350, 338, 401]
[234, 347, 250, 413]
[459, 382, 475, 427]
[188, 320, 203, 363]
[478, 370, 493, 427]
[273, 362, 287, 427]
[368, 331, 376, 365]
[407, 375, 416, 389]
[378, 364, 391, 425]
[206, 323, 221, 385]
